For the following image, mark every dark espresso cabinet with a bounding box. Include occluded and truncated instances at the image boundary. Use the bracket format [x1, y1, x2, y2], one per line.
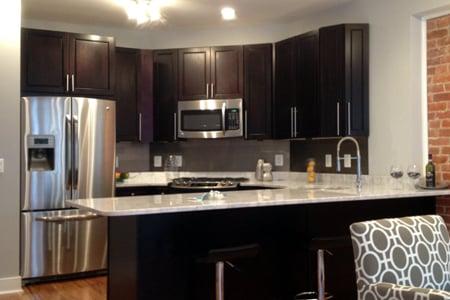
[319, 24, 369, 137]
[21, 28, 115, 97]
[154, 49, 178, 142]
[116, 48, 153, 143]
[244, 44, 273, 140]
[178, 46, 243, 100]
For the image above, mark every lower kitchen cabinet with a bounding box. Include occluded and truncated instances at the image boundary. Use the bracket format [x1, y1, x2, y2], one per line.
[153, 49, 178, 142]
[115, 186, 172, 197]
[244, 44, 273, 140]
[115, 48, 153, 143]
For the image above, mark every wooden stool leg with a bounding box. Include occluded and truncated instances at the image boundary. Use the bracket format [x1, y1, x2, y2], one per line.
[216, 261, 225, 300]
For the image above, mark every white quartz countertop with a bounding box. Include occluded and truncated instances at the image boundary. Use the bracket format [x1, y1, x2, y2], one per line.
[67, 172, 450, 217]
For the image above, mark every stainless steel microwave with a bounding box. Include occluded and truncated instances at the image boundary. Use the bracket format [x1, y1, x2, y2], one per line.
[178, 99, 243, 139]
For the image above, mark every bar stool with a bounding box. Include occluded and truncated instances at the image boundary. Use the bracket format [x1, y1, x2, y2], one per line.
[295, 236, 351, 300]
[197, 243, 260, 300]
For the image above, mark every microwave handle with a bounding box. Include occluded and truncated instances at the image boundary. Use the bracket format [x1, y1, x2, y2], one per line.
[174, 112, 177, 141]
[222, 102, 226, 134]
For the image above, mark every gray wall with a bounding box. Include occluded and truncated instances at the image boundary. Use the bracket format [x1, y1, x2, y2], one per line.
[0, 1, 21, 290]
[149, 140, 290, 172]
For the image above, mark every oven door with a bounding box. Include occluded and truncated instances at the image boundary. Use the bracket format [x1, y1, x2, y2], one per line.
[178, 99, 243, 139]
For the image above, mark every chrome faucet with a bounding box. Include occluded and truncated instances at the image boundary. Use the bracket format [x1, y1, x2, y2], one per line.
[336, 137, 362, 191]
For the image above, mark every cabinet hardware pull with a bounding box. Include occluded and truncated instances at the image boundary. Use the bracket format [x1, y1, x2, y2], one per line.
[221, 102, 226, 135]
[290, 107, 294, 138]
[211, 83, 214, 98]
[66, 74, 69, 92]
[294, 107, 298, 138]
[206, 84, 209, 99]
[347, 101, 351, 136]
[71, 74, 75, 92]
[174, 113, 177, 141]
[138, 113, 142, 142]
[337, 102, 340, 136]
[245, 110, 248, 139]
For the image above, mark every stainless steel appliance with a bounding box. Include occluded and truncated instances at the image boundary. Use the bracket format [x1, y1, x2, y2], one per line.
[20, 96, 115, 280]
[178, 99, 243, 139]
[170, 177, 249, 191]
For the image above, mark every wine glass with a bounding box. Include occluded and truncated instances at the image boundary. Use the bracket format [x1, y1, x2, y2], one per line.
[407, 164, 421, 189]
[390, 165, 404, 190]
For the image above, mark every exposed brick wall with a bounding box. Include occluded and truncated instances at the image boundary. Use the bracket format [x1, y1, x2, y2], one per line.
[428, 15, 450, 229]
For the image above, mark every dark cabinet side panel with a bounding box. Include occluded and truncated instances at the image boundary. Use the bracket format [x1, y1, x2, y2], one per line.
[244, 44, 272, 140]
[21, 29, 69, 94]
[115, 48, 138, 142]
[211, 46, 244, 99]
[69, 34, 115, 97]
[178, 48, 210, 100]
[274, 37, 296, 139]
[154, 49, 178, 142]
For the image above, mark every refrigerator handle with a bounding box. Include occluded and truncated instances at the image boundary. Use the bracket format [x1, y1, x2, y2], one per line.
[65, 115, 72, 192]
[73, 116, 79, 191]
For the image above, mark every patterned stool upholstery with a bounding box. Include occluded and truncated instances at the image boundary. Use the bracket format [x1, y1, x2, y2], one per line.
[350, 215, 450, 300]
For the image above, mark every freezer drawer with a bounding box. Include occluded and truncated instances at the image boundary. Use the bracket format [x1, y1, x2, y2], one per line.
[21, 210, 107, 279]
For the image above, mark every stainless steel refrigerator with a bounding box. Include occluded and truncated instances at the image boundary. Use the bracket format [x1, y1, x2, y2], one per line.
[20, 96, 115, 280]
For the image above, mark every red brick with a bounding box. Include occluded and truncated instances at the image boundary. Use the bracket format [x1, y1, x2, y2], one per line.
[437, 111, 450, 119]
[429, 137, 450, 146]
[429, 48, 446, 59]
[435, 155, 449, 164]
[428, 19, 437, 31]
[430, 84, 445, 93]
[436, 65, 449, 74]
[429, 129, 439, 137]
[437, 17, 450, 28]
[442, 147, 450, 154]
[443, 120, 450, 128]
[428, 102, 446, 111]
[440, 129, 450, 137]
[428, 40, 437, 50]
[434, 93, 450, 101]
[429, 57, 442, 66]
[430, 147, 441, 155]
[433, 74, 450, 83]
[429, 120, 441, 128]
[428, 29, 448, 40]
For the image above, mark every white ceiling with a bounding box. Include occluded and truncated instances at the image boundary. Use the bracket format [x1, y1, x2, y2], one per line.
[22, 0, 353, 30]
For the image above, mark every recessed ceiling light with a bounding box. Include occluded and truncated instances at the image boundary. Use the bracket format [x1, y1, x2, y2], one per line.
[221, 7, 236, 21]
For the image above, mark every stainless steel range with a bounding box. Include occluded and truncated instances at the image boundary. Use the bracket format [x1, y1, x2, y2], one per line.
[170, 177, 249, 191]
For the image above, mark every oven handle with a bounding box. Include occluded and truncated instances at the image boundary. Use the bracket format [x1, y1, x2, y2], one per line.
[222, 102, 226, 134]
[36, 213, 101, 223]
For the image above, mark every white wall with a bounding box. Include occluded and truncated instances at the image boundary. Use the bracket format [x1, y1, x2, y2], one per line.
[0, 1, 22, 293]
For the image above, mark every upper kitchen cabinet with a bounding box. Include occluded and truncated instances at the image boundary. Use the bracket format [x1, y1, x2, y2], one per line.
[211, 46, 244, 99]
[178, 48, 210, 101]
[115, 48, 153, 143]
[21, 28, 115, 97]
[274, 37, 296, 139]
[21, 29, 69, 94]
[244, 44, 272, 140]
[319, 24, 369, 137]
[154, 49, 178, 142]
[69, 34, 115, 97]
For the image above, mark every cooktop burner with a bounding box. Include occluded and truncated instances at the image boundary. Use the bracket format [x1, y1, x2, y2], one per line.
[170, 177, 249, 190]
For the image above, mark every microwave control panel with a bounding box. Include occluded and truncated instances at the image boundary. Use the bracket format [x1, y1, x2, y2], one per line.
[226, 109, 240, 130]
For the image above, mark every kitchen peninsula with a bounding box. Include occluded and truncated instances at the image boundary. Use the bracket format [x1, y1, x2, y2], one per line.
[67, 174, 450, 300]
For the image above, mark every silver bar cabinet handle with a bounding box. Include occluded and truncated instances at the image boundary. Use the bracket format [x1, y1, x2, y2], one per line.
[66, 74, 69, 92]
[245, 110, 248, 139]
[36, 213, 100, 223]
[206, 84, 209, 99]
[337, 102, 340, 136]
[294, 107, 298, 138]
[221, 102, 226, 134]
[290, 107, 294, 138]
[174, 113, 177, 141]
[73, 116, 79, 190]
[211, 83, 215, 99]
[71, 74, 75, 92]
[138, 113, 142, 142]
[347, 101, 351, 136]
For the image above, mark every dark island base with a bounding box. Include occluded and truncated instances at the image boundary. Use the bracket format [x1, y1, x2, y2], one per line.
[108, 197, 436, 300]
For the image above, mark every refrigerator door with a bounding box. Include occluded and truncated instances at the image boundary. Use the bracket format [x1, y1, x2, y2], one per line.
[72, 98, 115, 200]
[21, 210, 107, 279]
[21, 97, 72, 211]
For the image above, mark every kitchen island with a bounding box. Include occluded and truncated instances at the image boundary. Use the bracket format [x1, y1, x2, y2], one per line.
[67, 174, 450, 300]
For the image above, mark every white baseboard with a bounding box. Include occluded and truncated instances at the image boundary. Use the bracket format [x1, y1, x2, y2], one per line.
[0, 276, 22, 294]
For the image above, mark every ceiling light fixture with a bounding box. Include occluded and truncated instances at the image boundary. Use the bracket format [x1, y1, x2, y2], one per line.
[117, 0, 168, 25]
[221, 7, 236, 21]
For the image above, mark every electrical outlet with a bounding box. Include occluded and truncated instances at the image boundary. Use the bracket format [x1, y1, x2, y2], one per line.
[275, 154, 284, 167]
[153, 156, 162, 168]
[175, 155, 183, 167]
[0, 159, 4, 173]
[344, 154, 352, 168]
[325, 154, 332, 168]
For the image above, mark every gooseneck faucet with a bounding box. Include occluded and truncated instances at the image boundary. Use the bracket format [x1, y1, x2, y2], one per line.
[337, 137, 362, 191]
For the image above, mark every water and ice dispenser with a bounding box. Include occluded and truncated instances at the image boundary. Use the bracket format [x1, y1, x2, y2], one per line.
[27, 135, 55, 171]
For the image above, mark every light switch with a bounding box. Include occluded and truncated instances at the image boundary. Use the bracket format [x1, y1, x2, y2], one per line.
[175, 155, 183, 167]
[325, 154, 332, 168]
[153, 156, 162, 168]
[344, 154, 352, 168]
[0, 159, 4, 173]
[275, 154, 284, 167]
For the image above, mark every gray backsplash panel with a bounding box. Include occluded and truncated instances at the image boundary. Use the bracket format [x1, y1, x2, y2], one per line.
[149, 139, 290, 172]
[116, 142, 151, 172]
[290, 137, 369, 174]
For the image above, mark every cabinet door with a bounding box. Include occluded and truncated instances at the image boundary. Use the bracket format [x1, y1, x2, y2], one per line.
[296, 31, 319, 138]
[69, 34, 115, 97]
[344, 24, 369, 136]
[21, 29, 69, 94]
[274, 37, 296, 139]
[319, 25, 345, 137]
[154, 50, 178, 142]
[244, 44, 272, 140]
[178, 48, 210, 100]
[115, 48, 138, 142]
[137, 50, 154, 143]
[211, 46, 243, 99]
